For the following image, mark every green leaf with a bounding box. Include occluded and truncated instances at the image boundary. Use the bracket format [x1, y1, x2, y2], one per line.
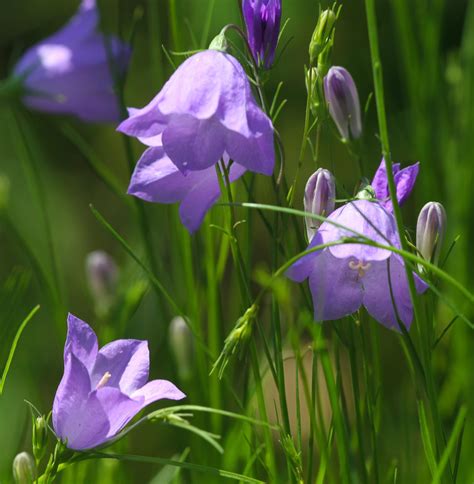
[417, 400, 437, 477]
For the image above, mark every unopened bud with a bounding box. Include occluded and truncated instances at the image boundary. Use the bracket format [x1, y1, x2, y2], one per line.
[304, 168, 336, 242]
[416, 202, 447, 266]
[324, 66, 362, 140]
[309, 8, 337, 65]
[305, 67, 325, 117]
[86, 251, 118, 316]
[12, 452, 36, 484]
[32, 416, 48, 462]
[169, 316, 194, 381]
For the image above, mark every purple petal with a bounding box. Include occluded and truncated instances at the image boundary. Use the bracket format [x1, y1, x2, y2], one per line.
[394, 162, 419, 207]
[52, 353, 108, 450]
[64, 313, 98, 372]
[127, 147, 199, 203]
[226, 103, 275, 176]
[308, 251, 363, 321]
[91, 340, 150, 395]
[131, 379, 186, 405]
[286, 231, 325, 282]
[162, 115, 226, 172]
[362, 256, 426, 330]
[116, 99, 167, 139]
[319, 200, 400, 261]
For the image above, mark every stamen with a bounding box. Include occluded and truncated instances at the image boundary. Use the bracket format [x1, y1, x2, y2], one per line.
[96, 371, 112, 390]
[348, 260, 371, 277]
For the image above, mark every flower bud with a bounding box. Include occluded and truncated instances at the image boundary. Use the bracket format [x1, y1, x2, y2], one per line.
[305, 67, 324, 117]
[85, 251, 118, 316]
[12, 452, 36, 484]
[304, 168, 336, 242]
[32, 416, 48, 462]
[324, 66, 362, 140]
[416, 202, 447, 265]
[309, 8, 337, 65]
[169, 316, 194, 381]
[242, 0, 282, 68]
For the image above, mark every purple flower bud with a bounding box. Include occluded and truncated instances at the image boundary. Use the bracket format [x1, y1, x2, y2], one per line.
[242, 0, 282, 68]
[416, 202, 447, 265]
[324, 66, 362, 140]
[86, 251, 118, 314]
[169, 316, 194, 381]
[12, 452, 36, 484]
[304, 168, 336, 242]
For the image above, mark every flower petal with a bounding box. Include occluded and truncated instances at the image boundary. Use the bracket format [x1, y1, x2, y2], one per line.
[131, 379, 186, 406]
[162, 115, 226, 172]
[179, 162, 247, 232]
[320, 200, 400, 261]
[308, 251, 363, 321]
[394, 162, 419, 207]
[362, 256, 427, 330]
[52, 353, 108, 450]
[91, 340, 150, 395]
[225, 103, 275, 176]
[127, 146, 199, 203]
[64, 313, 98, 372]
[286, 232, 325, 282]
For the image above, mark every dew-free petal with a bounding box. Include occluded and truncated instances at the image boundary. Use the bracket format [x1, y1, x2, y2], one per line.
[65, 313, 98, 371]
[131, 379, 186, 406]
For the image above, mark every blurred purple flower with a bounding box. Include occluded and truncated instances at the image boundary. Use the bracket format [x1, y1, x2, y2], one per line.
[53, 314, 185, 450]
[242, 0, 282, 68]
[372, 158, 419, 212]
[324, 66, 362, 140]
[13, 0, 130, 122]
[128, 141, 247, 232]
[117, 50, 275, 176]
[287, 200, 428, 330]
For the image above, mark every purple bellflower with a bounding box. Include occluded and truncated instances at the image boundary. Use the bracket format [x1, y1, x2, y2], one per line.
[12, 0, 130, 122]
[53, 314, 185, 451]
[118, 50, 275, 176]
[287, 200, 428, 331]
[242, 0, 282, 68]
[372, 158, 419, 212]
[324, 66, 362, 140]
[128, 141, 247, 232]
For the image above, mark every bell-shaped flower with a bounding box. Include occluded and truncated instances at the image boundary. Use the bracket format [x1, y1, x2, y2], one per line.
[128, 141, 247, 232]
[416, 201, 447, 265]
[372, 158, 419, 212]
[52, 314, 185, 451]
[117, 50, 275, 176]
[287, 200, 428, 331]
[12, 0, 130, 122]
[242, 0, 282, 68]
[304, 168, 336, 242]
[324, 66, 362, 140]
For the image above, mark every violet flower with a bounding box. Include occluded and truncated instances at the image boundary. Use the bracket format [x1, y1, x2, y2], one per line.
[12, 0, 130, 122]
[324, 66, 362, 140]
[287, 200, 428, 330]
[242, 0, 282, 68]
[372, 158, 419, 212]
[117, 50, 275, 176]
[53, 314, 185, 451]
[128, 142, 246, 232]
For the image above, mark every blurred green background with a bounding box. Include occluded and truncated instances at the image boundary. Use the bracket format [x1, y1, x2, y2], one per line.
[0, 0, 473, 482]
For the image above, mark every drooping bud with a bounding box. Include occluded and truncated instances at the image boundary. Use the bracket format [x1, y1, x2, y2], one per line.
[169, 316, 194, 381]
[324, 66, 362, 141]
[85, 251, 118, 316]
[12, 452, 36, 484]
[242, 0, 282, 68]
[416, 202, 447, 266]
[304, 168, 336, 242]
[309, 8, 337, 65]
[32, 416, 48, 463]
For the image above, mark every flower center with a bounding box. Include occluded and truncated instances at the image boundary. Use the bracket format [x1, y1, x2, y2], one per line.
[96, 371, 112, 390]
[348, 259, 371, 278]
